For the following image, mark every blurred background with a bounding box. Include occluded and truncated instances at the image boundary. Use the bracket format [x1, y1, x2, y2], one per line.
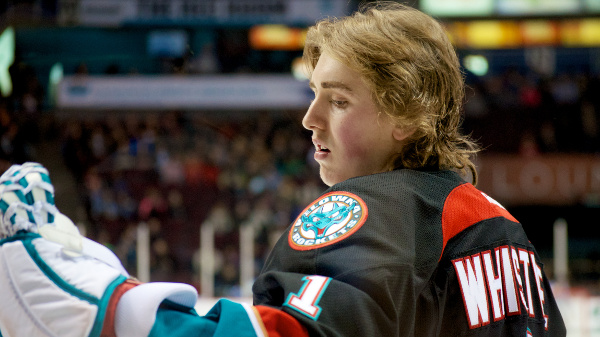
[1, 0, 599, 332]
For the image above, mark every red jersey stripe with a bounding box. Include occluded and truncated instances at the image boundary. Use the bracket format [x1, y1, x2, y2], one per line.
[254, 305, 309, 337]
[441, 183, 518, 260]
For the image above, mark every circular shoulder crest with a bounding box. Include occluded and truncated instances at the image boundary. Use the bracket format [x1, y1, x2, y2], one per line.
[288, 191, 368, 251]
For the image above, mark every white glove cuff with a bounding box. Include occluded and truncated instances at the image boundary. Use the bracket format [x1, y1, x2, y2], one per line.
[114, 282, 198, 337]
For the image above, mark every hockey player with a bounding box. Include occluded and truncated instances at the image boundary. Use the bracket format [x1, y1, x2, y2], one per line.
[0, 2, 565, 337]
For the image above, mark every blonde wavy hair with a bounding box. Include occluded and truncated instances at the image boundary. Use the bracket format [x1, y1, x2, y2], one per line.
[303, 1, 480, 183]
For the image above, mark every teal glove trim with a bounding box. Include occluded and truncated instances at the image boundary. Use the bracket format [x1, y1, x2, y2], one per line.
[0, 231, 41, 246]
[16, 172, 55, 224]
[22, 237, 100, 305]
[88, 274, 128, 337]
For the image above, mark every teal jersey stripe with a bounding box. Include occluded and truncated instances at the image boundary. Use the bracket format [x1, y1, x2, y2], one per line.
[150, 299, 259, 337]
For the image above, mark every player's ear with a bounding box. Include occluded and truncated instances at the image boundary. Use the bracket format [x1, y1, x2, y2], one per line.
[392, 125, 416, 142]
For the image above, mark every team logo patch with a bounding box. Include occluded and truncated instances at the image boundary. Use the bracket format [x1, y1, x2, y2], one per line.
[289, 191, 368, 250]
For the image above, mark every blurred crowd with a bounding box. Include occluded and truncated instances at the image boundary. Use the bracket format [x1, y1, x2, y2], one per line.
[1, 63, 600, 295]
[58, 110, 323, 294]
[0, 63, 44, 173]
[463, 69, 600, 155]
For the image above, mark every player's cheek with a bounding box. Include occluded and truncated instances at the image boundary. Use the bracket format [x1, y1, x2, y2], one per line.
[336, 121, 371, 161]
[339, 135, 370, 164]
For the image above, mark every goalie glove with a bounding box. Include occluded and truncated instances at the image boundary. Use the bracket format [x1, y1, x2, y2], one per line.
[0, 163, 198, 337]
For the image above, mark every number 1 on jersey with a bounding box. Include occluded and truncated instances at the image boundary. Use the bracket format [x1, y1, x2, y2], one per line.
[284, 275, 331, 320]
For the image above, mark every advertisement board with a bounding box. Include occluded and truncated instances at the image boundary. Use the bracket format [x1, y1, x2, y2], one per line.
[420, 0, 494, 17]
[421, 0, 595, 17]
[476, 154, 600, 206]
[56, 74, 312, 110]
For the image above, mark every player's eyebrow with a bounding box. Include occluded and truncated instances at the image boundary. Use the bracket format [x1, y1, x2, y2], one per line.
[309, 80, 353, 92]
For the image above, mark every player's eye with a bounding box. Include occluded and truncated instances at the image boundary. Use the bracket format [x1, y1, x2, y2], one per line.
[330, 100, 348, 108]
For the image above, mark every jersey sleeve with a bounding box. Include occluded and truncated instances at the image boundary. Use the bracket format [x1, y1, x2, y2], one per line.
[253, 267, 418, 337]
[145, 266, 416, 337]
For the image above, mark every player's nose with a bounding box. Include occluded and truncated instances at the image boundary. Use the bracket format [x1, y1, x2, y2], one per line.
[302, 97, 326, 131]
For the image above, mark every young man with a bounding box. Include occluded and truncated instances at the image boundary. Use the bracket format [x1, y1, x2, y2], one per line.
[0, 2, 565, 337]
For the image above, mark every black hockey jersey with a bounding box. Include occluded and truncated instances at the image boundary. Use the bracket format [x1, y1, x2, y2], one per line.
[252, 169, 566, 336]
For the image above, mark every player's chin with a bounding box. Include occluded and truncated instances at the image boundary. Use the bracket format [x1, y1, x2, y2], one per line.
[319, 167, 346, 187]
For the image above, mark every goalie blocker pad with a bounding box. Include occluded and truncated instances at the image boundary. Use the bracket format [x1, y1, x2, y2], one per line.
[0, 233, 126, 337]
[0, 232, 198, 337]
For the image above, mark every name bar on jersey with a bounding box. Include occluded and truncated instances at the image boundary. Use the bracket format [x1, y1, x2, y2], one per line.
[452, 245, 549, 330]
